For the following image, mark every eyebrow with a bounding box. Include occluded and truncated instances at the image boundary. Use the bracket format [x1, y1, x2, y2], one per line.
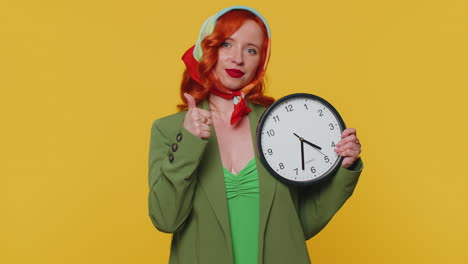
[225, 38, 261, 50]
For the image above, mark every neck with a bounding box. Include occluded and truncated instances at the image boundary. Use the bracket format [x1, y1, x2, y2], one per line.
[209, 93, 234, 117]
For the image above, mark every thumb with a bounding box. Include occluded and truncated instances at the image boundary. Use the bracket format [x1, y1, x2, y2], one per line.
[184, 93, 197, 109]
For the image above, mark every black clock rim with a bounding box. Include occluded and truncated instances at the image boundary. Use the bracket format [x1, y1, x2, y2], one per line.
[256, 93, 346, 186]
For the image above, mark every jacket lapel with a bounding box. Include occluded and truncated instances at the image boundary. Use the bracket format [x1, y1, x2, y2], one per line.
[196, 100, 233, 256]
[248, 101, 277, 263]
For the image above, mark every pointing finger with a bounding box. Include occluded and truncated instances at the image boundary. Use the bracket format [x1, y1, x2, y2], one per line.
[184, 93, 197, 109]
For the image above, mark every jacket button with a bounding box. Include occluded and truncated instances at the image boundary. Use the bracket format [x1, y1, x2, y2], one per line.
[172, 143, 178, 152]
[176, 133, 183, 142]
[169, 153, 174, 163]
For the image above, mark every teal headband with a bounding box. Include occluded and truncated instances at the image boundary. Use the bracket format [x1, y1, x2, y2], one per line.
[193, 5, 271, 62]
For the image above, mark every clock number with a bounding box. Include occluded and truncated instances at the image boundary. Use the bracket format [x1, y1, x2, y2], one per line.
[279, 163, 285, 170]
[304, 104, 308, 110]
[285, 104, 294, 112]
[324, 156, 330, 163]
[331, 141, 336, 147]
[329, 123, 335, 130]
[318, 109, 324, 117]
[266, 129, 275, 137]
[273, 115, 280, 123]
[267, 148, 273, 155]
[294, 168, 298, 175]
[311, 166, 316, 173]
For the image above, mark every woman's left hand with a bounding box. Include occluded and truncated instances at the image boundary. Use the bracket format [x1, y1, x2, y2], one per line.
[335, 128, 362, 169]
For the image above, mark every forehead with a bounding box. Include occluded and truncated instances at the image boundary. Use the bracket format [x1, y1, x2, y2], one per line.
[228, 20, 264, 47]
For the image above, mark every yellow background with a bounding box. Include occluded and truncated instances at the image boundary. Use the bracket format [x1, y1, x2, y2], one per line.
[2, 0, 467, 263]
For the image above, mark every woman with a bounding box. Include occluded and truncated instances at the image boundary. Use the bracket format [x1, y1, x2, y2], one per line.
[148, 6, 363, 264]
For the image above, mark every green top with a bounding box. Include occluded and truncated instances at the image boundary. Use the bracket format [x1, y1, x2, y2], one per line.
[223, 158, 260, 264]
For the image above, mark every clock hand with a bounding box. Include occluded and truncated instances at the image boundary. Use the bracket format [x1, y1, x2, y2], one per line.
[293, 133, 306, 170]
[303, 140, 327, 157]
[293, 133, 301, 140]
[297, 134, 327, 157]
[294, 132, 327, 160]
[301, 140, 305, 170]
[302, 138, 322, 150]
[294, 133, 322, 150]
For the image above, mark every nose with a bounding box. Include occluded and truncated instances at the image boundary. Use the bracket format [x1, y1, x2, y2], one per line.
[231, 47, 244, 65]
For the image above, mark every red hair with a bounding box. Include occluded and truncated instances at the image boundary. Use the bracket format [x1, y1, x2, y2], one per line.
[177, 10, 275, 111]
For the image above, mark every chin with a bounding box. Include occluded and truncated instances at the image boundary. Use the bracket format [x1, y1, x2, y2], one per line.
[223, 79, 252, 91]
[215, 71, 253, 91]
[218, 81, 243, 91]
[224, 85, 243, 91]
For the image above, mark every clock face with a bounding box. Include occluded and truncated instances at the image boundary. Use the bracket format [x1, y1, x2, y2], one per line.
[257, 93, 345, 185]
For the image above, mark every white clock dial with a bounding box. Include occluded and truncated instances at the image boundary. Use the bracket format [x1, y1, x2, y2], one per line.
[257, 93, 345, 185]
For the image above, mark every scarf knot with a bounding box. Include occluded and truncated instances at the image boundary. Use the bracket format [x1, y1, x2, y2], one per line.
[210, 88, 252, 125]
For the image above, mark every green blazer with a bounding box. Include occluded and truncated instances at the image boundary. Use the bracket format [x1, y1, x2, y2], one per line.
[148, 100, 363, 264]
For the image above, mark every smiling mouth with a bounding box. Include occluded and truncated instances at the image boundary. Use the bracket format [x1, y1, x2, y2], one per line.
[225, 69, 245, 78]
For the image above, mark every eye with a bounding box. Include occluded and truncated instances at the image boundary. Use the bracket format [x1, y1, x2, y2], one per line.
[247, 48, 257, 55]
[221, 42, 231, 48]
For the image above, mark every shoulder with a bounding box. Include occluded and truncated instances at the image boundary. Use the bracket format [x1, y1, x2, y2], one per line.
[248, 101, 269, 114]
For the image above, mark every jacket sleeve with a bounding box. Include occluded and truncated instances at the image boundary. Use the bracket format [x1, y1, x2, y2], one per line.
[147, 119, 208, 233]
[297, 158, 363, 240]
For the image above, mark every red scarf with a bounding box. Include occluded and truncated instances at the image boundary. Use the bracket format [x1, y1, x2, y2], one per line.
[182, 45, 252, 125]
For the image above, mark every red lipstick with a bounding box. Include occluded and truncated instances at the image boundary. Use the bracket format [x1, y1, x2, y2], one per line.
[225, 69, 245, 78]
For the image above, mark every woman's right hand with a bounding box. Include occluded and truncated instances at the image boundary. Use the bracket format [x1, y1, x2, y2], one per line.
[183, 93, 212, 139]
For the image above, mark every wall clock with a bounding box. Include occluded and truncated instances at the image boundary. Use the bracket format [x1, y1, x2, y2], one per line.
[257, 93, 345, 185]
